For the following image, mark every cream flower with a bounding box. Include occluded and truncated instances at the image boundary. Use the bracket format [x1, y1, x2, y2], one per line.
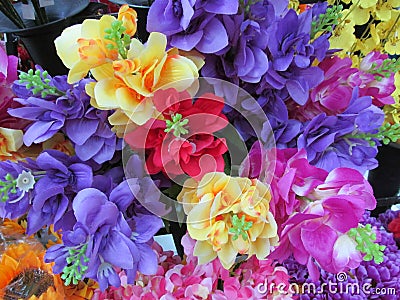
[178, 172, 278, 269]
[0, 127, 23, 158]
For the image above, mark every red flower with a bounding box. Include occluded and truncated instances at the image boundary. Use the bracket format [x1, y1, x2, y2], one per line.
[125, 88, 229, 179]
[388, 216, 400, 239]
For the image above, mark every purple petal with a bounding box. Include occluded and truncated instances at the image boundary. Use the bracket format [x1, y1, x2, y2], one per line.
[196, 18, 229, 53]
[65, 119, 98, 145]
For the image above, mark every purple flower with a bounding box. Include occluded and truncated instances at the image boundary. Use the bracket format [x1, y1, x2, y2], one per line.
[26, 184, 69, 234]
[0, 161, 32, 219]
[65, 108, 116, 164]
[195, 0, 238, 14]
[170, 12, 229, 53]
[298, 113, 351, 163]
[147, 0, 196, 35]
[45, 185, 163, 290]
[8, 97, 66, 146]
[35, 150, 93, 192]
[203, 14, 269, 83]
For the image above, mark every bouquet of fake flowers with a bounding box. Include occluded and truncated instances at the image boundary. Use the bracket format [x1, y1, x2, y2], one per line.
[0, 0, 399, 299]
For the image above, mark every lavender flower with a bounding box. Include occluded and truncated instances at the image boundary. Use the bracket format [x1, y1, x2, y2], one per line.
[45, 186, 163, 290]
[0, 161, 33, 219]
[148, 0, 238, 53]
[10, 73, 118, 164]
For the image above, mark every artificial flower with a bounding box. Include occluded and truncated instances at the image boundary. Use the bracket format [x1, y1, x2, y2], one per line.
[270, 165, 377, 279]
[0, 127, 23, 157]
[178, 172, 278, 269]
[0, 242, 65, 299]
[148, 0, 238, 53]
[388, 215, 400, 238]
[45, 182, 163, 291]
[329, 10, 356, 53]
[56, 5, 201, 127]
[125, 88, 228, 179]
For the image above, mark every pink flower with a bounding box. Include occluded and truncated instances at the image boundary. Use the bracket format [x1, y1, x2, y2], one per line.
[270, 168, 376, 279]
[240, 145, 327, 232]
[288, 56, 359, 121]
[358, 51, 395, 107]
[0, 44, 28, 130]
[125, 88, 228, 179]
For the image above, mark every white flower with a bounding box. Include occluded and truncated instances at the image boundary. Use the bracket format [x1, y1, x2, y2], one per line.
[16, 170, 35, 192]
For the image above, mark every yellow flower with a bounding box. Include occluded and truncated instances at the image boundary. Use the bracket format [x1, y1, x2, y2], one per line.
[90, 32, 200, 126]
[330, 12, 356, 52]
[349, 3, 372, 25]
[0, 127, 23, 157]
[56, 4, 202, 130]
[55, 14, 118, 84]
[118, 4, 137, 37]
[178, 172, 278, 269]
[374, 0, 400, 22]
[356, 24, 382, 55]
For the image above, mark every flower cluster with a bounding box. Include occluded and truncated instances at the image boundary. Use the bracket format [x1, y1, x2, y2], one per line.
[149, 1, 400, 173]
[241, 146, 383, 279]
[92, 235, 293, 299]
[55, 5, 202, 135]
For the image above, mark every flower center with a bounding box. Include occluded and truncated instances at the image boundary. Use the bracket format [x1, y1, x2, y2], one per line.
[164, 113, 189, 137]
[4, 268, 54, 300]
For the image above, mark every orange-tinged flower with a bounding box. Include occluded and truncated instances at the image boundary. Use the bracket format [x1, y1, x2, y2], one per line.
[0, 243, 65, 299]
[178, 172, 278, 269]
[63, 279, 98, 300]
[55, 14, 118, 83]
[0, 127, 23, 157]
[118, 4, 137, 37]
[56, 5, 202, 131]
[0, 219, 26, 236]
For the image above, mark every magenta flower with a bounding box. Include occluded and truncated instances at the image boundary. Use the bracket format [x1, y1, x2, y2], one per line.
[270, 166, 376, 279]
[358, 51, 396, 107]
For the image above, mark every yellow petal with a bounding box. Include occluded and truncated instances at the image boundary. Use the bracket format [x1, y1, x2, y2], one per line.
[93, 78, 120, 110]
[194, 241, 217, 265]
[68, 60, 92, 84]
[117, 89, 154, 125]
[155, 55, 199, 91]
[360, 0, 378, 9]
[349, 5, 371, 25]
[54, 24, 81, 69]
[231, 235, 250, 255]
[139, 32, 167, 66]
[0, 127, 23, 155]
[91, 63, 115, 82]
[375, 7, 392, 21]
[81, 15, 116, 39]
[217, 240, 237, 269]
